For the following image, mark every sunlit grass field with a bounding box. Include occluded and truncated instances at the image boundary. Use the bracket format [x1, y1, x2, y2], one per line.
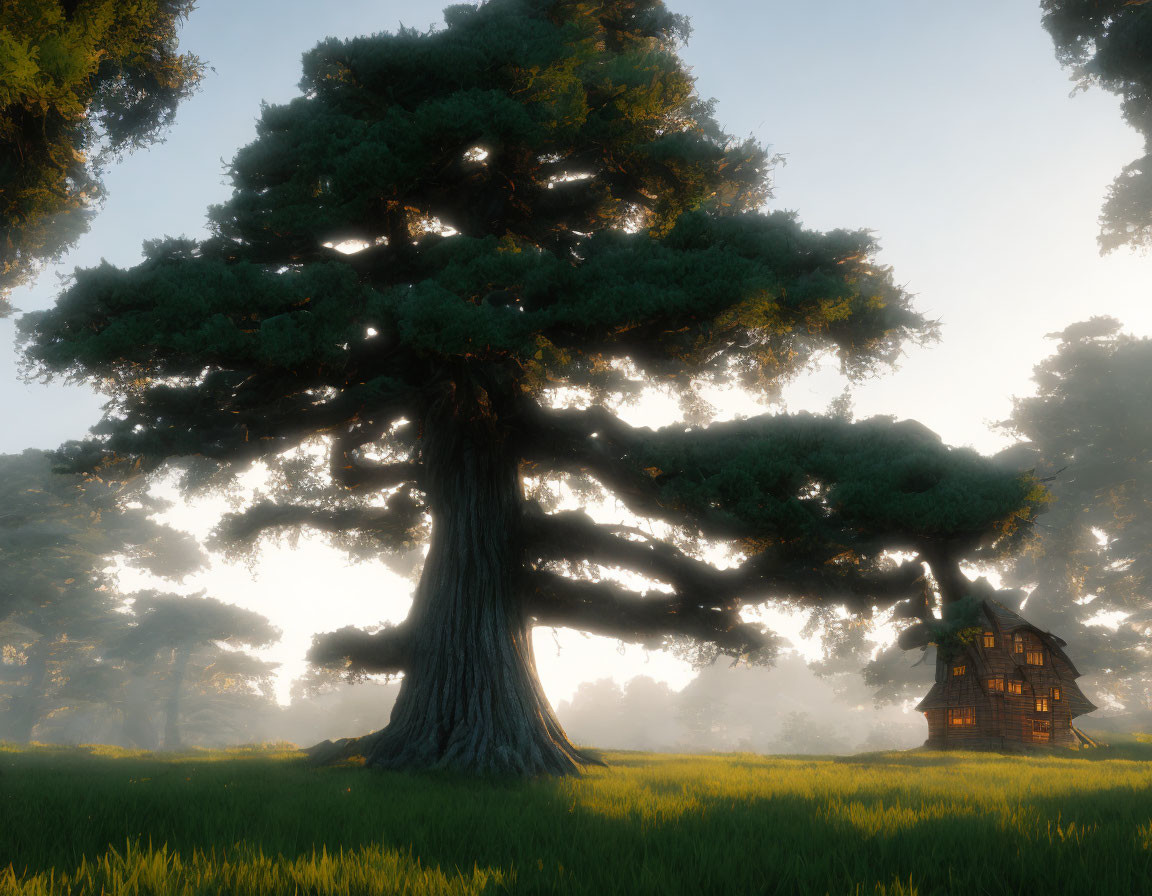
[2, 740, 1152, 895]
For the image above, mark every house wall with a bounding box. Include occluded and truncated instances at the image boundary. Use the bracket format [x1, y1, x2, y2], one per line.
[925, 626, 1077, 749]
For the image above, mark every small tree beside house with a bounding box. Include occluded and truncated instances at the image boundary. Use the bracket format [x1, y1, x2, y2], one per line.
[914, 580, 1096, 750]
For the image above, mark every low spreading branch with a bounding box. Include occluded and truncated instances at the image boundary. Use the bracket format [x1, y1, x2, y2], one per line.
[308, 622, 411, 675]
[214, 492, 425, 546]
[329, 439, 423, 490]
[524, 502, 927, 611]
[525, 567, 766, 654]
[518, 403, 753, 539]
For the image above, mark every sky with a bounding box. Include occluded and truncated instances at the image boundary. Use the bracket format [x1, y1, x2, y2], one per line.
[2, 1, 1150, 708]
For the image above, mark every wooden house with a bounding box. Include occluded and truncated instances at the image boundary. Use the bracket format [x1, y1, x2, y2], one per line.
[915, 599, 1096, 750]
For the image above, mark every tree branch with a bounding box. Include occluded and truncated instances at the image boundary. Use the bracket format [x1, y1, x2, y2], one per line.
[522, 502, 927, 612]
[329, 437, 423, 490]
[213, 490, 425, 546]
[525, 568, 768, 655]
[524, 502, 742, 595]
[308, 622, 411, 675]
[518, 402, 753, 539]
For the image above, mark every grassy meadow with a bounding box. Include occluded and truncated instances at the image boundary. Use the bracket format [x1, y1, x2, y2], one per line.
[2, 740, 1152, 895]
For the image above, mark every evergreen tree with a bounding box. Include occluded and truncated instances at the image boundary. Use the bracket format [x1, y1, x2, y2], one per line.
[45, 654, 161, 748]
[0, 0, 204, 308]
[20, 0, 1044, 775]
[1041, 0, 1152, 251]
[996, 317, 1152, 724]
[0, 449, 204, 742]
[106, 591, 280, 749]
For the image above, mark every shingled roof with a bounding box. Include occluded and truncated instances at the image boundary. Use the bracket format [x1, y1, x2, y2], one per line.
[915, 681, 949, 712]
[983, 599, 1079, 676]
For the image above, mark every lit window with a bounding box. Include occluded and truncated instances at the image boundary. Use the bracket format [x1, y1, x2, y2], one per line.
[983, 631, 995, 649]
[947, 707, 976, 726]
[1007, 681, 1023, 695]
[1026, 649, 1044, 665]
[1014, 635, 1024, 654]
[1052, 687, 1061, 701]
[952, 664, 966, 677]
[987, 677, 1004, 692]
[1036, 697, 1049, 712]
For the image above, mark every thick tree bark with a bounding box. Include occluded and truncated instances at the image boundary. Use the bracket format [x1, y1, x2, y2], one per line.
[162, 646, 189, 750]
[351, 376, 596, 775]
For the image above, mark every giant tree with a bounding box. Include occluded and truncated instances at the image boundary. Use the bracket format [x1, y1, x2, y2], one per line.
[21, 0, 1044, 775]
[1041, 0, 1152, 251]
[0, 0, 205, 309]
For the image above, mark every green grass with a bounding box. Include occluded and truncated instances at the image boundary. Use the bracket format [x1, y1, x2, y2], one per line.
[2, 740, 1152, 895]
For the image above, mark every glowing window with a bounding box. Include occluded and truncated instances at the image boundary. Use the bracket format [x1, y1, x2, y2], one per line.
[1036, 697, 1050, 712]
[1052, 687, 1062, 701]
[987, 677, 1004, 692]
[1014, 634, 1024, 654]
[1007, 681, 1023, 695]
[983, 631, 996, 649]
[952, 664, 966, 677]
[1026, 649, 1044, 665]
[947, 707, 976, 726]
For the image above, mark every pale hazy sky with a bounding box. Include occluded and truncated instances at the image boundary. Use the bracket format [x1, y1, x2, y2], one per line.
[3, 1, 1149, 704]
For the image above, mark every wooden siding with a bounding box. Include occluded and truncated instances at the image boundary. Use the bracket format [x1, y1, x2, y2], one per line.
[917, 600, 1093, 750]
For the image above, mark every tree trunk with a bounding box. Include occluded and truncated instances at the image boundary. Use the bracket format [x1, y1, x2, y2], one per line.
[162, 646, 188, 750]
[922, 543, 969, 607]
[358, 376, 595, 775]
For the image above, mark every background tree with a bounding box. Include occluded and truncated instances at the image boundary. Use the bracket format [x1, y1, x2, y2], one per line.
[994, 317, 1152, 728]
[553, 656, 923, 753]
[847, 318, 1152, 734]
[0, 0, 205, 309]
[20, 0, 1045, 775]
[1041, 0, 1152, 251]
[556, 675, 680, 752]
[768, 710, 851, 755]
[0, 449, 204, 742]
[105, 591, 280, 749]
[42, 652, 161, 747]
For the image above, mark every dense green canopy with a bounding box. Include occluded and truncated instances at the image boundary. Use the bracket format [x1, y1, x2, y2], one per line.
[1042, 0, 1152, 251]
[21, 0, 1043, 774]
[0, 0, 204, 309]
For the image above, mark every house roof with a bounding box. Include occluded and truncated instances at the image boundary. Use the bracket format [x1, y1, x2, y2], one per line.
[914, 681, 949, 712]
[982, 599, 1064, 644]
[982, 599, 1081, 677]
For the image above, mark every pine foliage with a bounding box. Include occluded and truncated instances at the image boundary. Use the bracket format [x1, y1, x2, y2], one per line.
[1041, 0, 1152, 251]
